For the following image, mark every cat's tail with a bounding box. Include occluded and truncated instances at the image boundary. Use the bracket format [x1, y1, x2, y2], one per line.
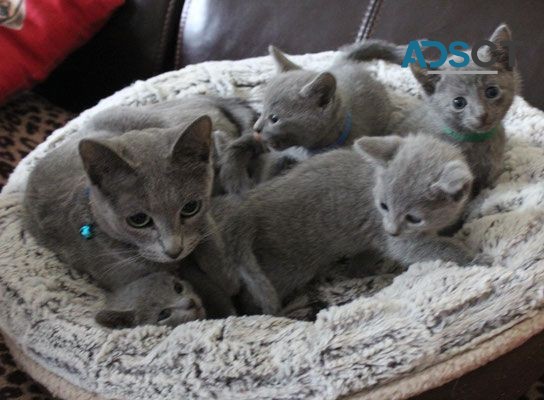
[340, 39, 410, 65]
[222, 212, 282, 315]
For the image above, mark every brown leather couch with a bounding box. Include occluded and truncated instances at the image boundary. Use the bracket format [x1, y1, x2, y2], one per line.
[35, 1, 544, 398]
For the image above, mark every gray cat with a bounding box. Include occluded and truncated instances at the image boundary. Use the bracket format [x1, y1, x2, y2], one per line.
[346, 24, 520, 194]
[95, 272, 206, 329]
[24, 112, 239, 300]
[222, 134, 476, 315]
[218, 45, 393, 194]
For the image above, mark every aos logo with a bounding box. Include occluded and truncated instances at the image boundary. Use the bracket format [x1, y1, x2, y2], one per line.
[401, 25, 516, 75]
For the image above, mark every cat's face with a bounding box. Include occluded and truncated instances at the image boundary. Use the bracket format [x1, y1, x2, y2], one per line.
[254, 46, 339, 150]
[95, 272, 206, 328]
[355, 135, 473, 236]
[80, 116, 214, 264]
[411, 24, 518, 134]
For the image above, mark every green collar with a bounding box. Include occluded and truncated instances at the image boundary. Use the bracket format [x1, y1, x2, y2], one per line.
[442, 126, 498, 143]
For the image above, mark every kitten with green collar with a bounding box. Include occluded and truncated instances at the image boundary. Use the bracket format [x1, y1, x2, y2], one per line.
[24, 102, 241, 301]
[218, 45, 393, 194]
[345, 24, 520, 195]
[222, 134, 477, 315]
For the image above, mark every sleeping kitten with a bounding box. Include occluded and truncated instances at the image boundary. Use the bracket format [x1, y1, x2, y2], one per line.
[218, 45, 393, 193]
[222, 134, 476, 315]
[95, 272, 206, 329]
[24, 114, 239, 298]
[346, 24, 519, 194]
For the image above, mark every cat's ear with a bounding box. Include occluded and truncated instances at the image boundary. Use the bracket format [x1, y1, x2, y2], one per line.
[299, 72, 336, 107]
[431, 160, 473, 200]
[410, 63, 441, 95]
[171, 115, 212, 164]
[489, 23, 513, 70]
[354, 136, 403, 165]
[269, 45, 301, 72]
[95, 309, 136, 329]
[79, 139, 135, 188]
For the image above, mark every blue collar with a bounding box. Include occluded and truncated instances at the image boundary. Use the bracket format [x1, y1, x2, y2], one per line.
[310, 112, 352, 154]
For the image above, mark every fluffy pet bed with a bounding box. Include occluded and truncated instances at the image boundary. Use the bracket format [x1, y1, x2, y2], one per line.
[1, 52, 544, 400]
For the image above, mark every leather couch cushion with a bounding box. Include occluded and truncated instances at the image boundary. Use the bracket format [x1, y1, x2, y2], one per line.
[176, 0, 371, 67]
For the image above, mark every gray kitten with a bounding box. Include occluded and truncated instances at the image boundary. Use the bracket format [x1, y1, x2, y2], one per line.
[218, 45, 393, 194]
[222, 134, 475, 315]
[346, 24, 519, 194]
[24, 113, 239, 298]
[95, 272, 206, 329]
[213, 131, 310, 192]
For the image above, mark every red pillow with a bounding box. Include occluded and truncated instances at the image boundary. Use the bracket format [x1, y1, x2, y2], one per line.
[0, 0, 124, 103]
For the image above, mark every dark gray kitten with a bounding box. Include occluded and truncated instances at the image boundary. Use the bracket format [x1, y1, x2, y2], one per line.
[24, 112, 239, 298]
[222, 134, 476, 315]
[95, 272, 206, 329]
[218, 45, 393, 194]
[256, 45, 392, 150]
[213, 131, 310, 192]
[347, 24, 519, 194]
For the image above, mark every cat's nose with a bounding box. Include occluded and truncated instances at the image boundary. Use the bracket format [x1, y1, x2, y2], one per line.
[165, 248, 182, 259]
[384, 223, 400, 236]
[479, 113, 489, 126]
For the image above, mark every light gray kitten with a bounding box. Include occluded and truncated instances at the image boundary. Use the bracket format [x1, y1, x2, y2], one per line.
[218, 45, 393, 194]
[346, 24, 519, 195]
[222, 134, 476, 315]
[95, 272, 206, 329]
[24, 113, 239, 298]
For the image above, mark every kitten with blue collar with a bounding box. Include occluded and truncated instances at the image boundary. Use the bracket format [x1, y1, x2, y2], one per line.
[218, 45, 393, 194]
[345, 24, 520, 195]
[24, 107, 241, 309]
[222, 134, 477, 315]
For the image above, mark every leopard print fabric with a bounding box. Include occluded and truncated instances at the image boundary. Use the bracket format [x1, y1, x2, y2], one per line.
[0, 91, 70, 399]
[0, 92, 73, 189]
[0, 340, 54, 399]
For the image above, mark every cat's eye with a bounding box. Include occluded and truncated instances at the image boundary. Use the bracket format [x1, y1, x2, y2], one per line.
[269, 114, 279, 123]
[380, 202, 389, 211]
[126, 213, 153, 228]
[485, 86, 500, 99]
[406, 214, 422, 224]
[181, 200, 202, 218]
[158, 308, 172, 321]
[173, 281, 184, 294]
[452, 97, 467, 110]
